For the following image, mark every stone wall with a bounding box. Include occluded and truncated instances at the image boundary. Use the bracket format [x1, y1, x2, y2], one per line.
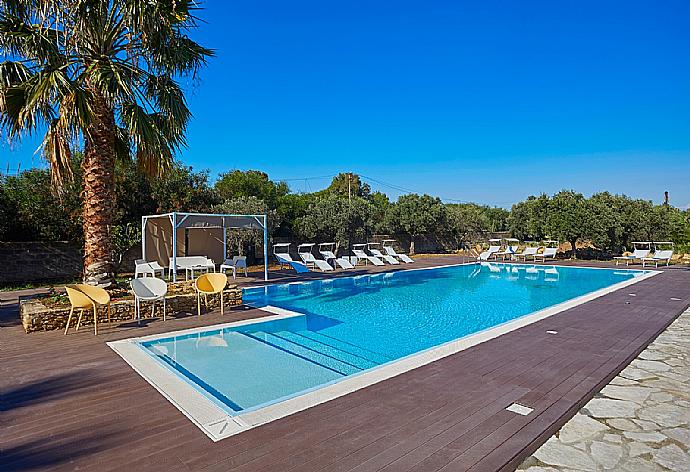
[20, 287, 242, 333]
[0, 241, 82, 284]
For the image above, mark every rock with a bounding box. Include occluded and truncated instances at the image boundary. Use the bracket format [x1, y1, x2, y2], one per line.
[620, 367, 658, 381]
[533, 438, 597, 471]
[602, 433, 623, 443]
[633, 419, 662, 431]
[632, 360, 672, 373]
[620, 457, 663, 471]
[652, 444, 690, 471]
[639, 350, 669, 361]
[600, 385, 654, 403]
[623, 431, 667, 443]
[558, 413, 608, 444]
[664, 427, 690, 447]
[628, 442, 652, 458]
[590, 441, 622, 469]
[607, 418, 640, 431]
[610, 376, 640, 386]
[584, 398, 639, 418]
[639, 404, 690, 428]
[650, 391, 675, 403]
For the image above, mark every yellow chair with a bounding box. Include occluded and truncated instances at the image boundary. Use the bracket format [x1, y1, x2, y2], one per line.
[64, 285, 98, 335]
[195, 273, 228, 316]
[75, 283, 111, 325]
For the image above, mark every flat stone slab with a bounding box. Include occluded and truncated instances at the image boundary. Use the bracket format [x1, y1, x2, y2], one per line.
[584, 398, 639, 418]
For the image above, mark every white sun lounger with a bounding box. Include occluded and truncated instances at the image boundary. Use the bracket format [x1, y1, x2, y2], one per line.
[353, 245, 384, 266]
[495, 245, 519, 261]
[478, 245, 500, 261]
[615, 248, 650, 266]
[335, 257, 355, 269]
[368, 243, 400, 265]
[298, 243, 334, 272]
[382, 240, 414, 263]
[274, 243, 294, 269]
[514, 247, 539, 261]
[534, 247, 557, 262]
[642, 249, 673, 267]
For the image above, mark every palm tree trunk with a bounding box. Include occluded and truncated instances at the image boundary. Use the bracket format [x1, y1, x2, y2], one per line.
[82, 91, 116, 286]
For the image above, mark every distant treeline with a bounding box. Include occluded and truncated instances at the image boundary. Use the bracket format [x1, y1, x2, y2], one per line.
[1, 159, 688, 263]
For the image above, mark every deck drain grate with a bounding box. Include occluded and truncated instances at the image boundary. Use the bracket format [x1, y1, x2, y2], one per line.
[506, 403, 533, 416]
[670, 297, 682, 301]
[546, 330, 558, 335]
[628, 293, 637, 297]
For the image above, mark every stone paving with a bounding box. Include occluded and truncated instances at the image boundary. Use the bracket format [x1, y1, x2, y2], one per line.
[519, 308, 690, 471]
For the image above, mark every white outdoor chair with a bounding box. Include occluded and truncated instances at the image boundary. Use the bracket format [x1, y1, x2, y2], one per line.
[130, 277, 168, 323]
[615, 248, 651, 266]
[220, 256, 248, 279]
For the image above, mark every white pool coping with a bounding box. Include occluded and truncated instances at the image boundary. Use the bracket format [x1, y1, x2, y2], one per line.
[108, 263, 660, 441]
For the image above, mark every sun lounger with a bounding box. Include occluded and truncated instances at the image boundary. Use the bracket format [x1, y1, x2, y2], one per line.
[615, 248, 650, 266]
[478, 245, 500, 261]
[353, 245, 384, 266]
[514, 246, 539, 261]
[495, 245, 519, 261]
[335, 257, 355, 269]
[382, 240, 414, 263]
[533, 247, 557, 262]
[368, 243, 400, 265]
[298, 243, 334, 271]
[642, 250, 673, 267]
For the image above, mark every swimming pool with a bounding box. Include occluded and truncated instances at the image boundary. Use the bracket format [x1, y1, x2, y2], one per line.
[110, 262, 655, 440]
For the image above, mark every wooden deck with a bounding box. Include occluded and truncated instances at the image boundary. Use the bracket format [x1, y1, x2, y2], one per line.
[1, 257, 689, 471]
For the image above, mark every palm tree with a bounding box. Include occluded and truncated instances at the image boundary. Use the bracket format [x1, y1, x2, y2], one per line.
[0, 0, 212, 285]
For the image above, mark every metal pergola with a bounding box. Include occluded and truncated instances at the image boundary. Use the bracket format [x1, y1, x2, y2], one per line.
[141, 212, 269, 282]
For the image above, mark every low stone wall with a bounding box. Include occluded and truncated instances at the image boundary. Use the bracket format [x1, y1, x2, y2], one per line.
[20, 287, 242, 333]
[0, 241, 82, 284]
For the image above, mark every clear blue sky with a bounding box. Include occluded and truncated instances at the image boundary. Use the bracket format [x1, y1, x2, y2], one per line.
[3, 0, 689, 208]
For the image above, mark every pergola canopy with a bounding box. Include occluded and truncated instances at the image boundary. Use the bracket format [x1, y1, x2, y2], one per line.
[142, 212, 268, 281]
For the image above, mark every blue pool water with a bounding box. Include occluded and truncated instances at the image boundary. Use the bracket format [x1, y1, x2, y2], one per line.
[140, 263, 643, 414]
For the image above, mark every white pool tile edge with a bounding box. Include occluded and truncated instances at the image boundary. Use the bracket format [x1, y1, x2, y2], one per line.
[108, 268, 660, 442]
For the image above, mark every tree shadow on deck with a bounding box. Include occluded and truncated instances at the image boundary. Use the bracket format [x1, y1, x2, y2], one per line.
[1, 370, 99, 413]
[1, 427, 121, 471]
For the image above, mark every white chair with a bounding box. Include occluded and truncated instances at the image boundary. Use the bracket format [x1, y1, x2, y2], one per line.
[382, 240, 414, 263]
[352, 244, 384, 266]
[220, 256, 248, 279]
[130, 277, 168, 323]
[642, 250, 673, 267]
[135, 259, 155, 278]
[367, 243, 400, 265]
[534, 247, 558, 262]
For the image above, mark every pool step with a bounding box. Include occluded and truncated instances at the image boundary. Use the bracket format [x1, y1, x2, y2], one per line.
[277, 331, 383, 371]
[293, 331, 390, 366]
[246, 331, 363, 376]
